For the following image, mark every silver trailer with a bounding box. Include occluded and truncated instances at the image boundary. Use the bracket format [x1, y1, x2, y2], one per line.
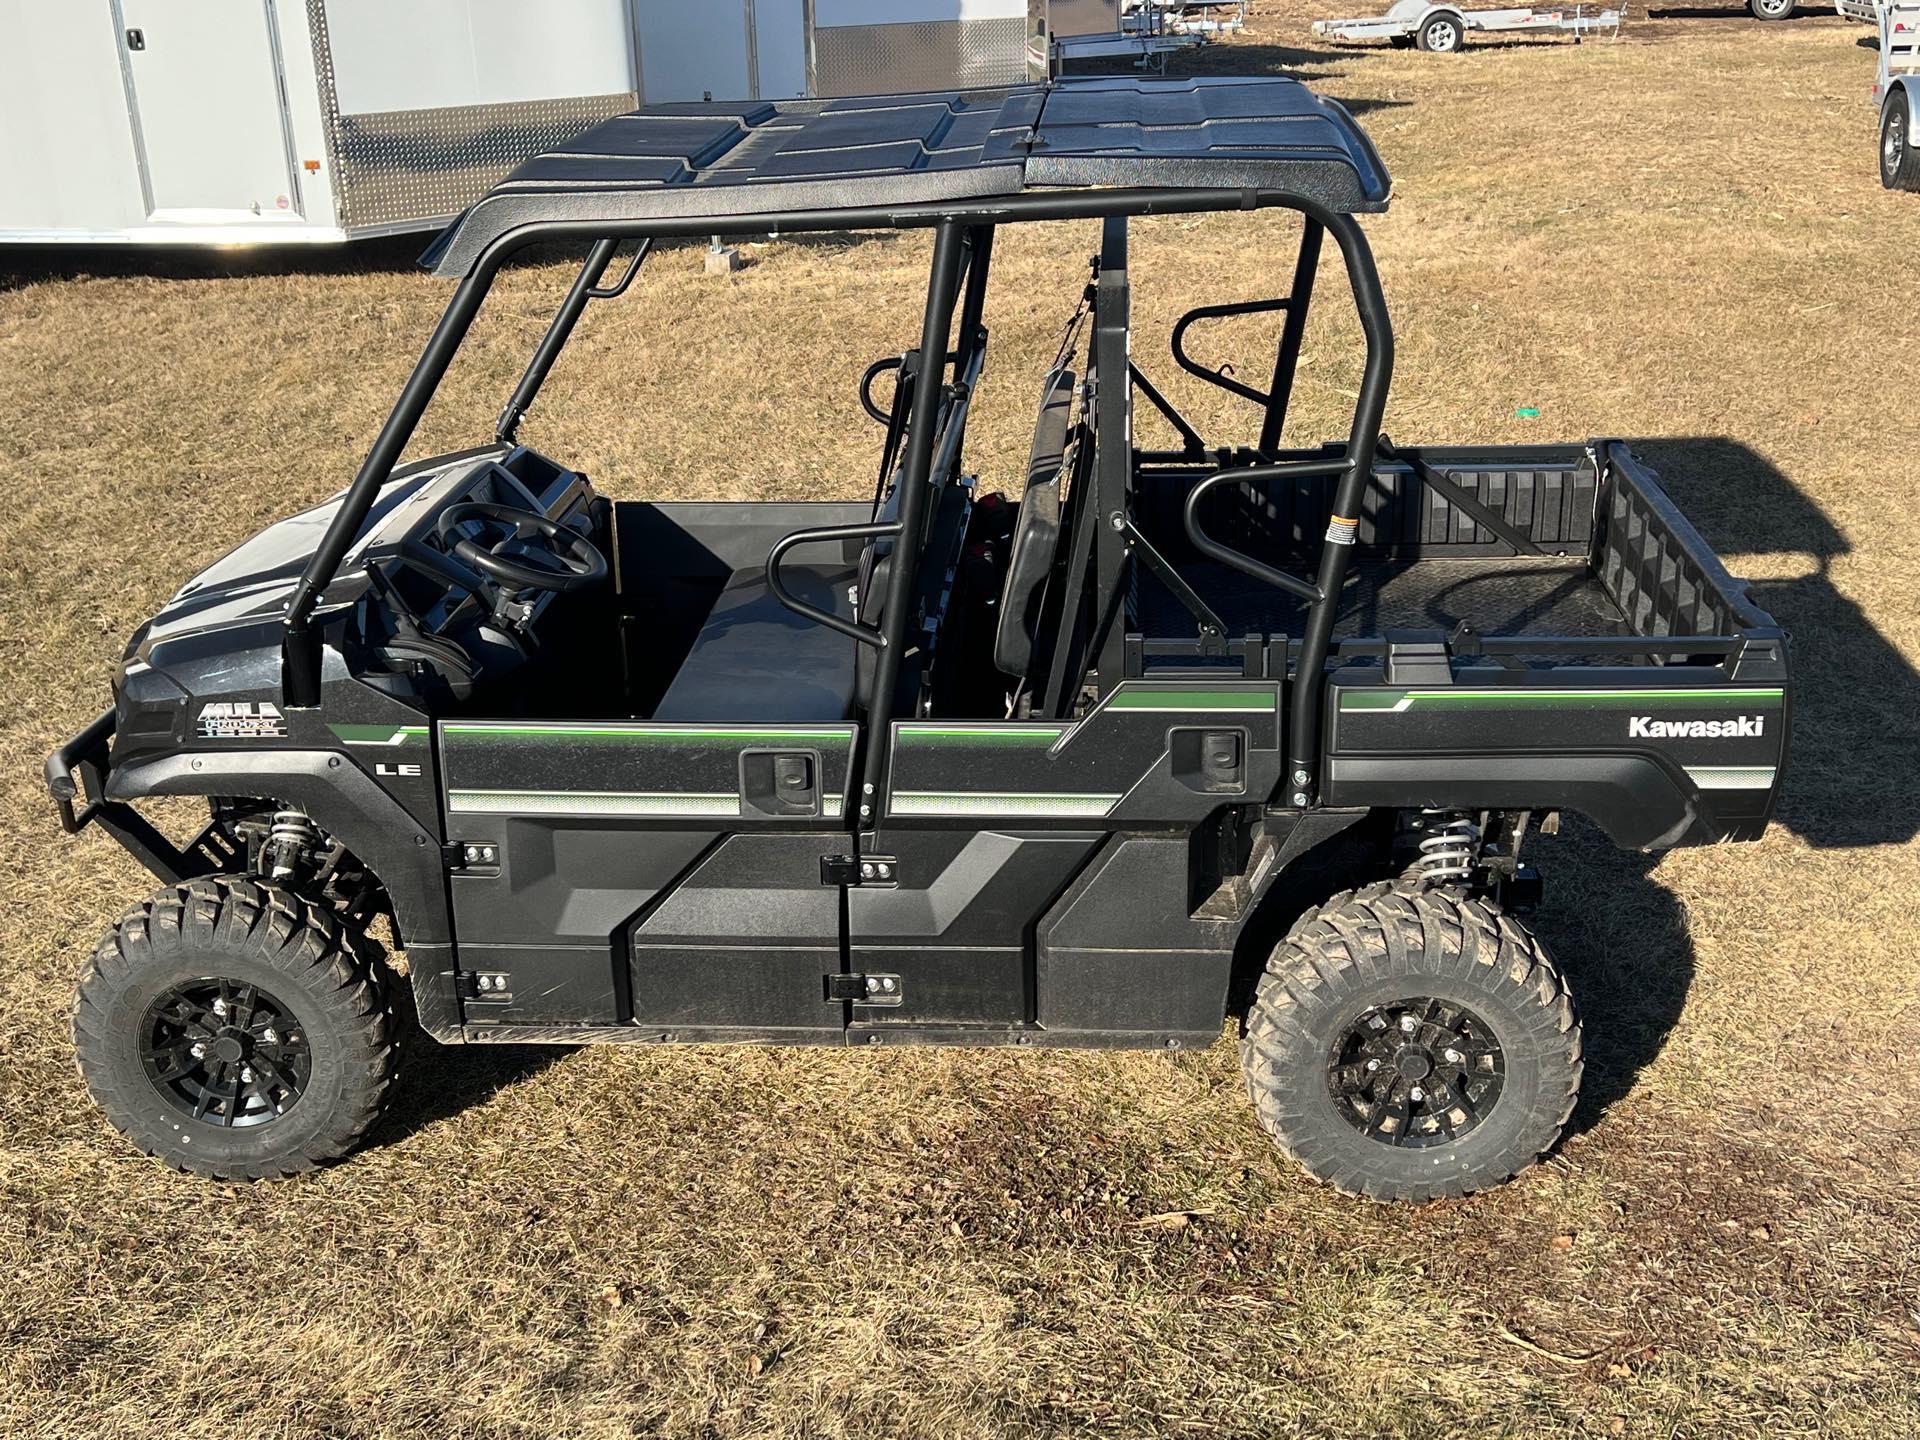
[1312, 0, 1619, 52]
[0, 1, 640, 246]
[1876, 0, 1920, 189]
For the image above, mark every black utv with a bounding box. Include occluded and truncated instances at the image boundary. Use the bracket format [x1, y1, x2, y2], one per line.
[47, 78, 1790, 1202]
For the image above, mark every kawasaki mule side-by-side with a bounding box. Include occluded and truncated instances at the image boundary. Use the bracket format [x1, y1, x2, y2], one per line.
[46, 78, 1790, 1200]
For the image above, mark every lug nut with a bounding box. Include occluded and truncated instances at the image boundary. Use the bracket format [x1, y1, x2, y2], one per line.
[1443, 1048, 1462, 1064]
[1365, 1058, 1380, 1071]
[1400, 1015, 1418, 1033]
[261, 1028, 278, 1045]
[1409, 1085, 1424, 1102]
[240, 1066, 254, 1083]
[189, 1042, 206, 1059]
[210, 998, 227, 1018]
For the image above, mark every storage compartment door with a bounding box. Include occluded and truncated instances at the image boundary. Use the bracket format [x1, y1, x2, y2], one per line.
[119, 0, 300, 221]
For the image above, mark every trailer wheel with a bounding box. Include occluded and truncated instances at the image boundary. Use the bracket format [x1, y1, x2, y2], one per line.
[1747, 0, 1796, 18]
[73, 877, 401, 1180]
[1240, 883, 1582, 1203]
[1416, 12, 1465, 51]
[1883, 95, 1920, 191]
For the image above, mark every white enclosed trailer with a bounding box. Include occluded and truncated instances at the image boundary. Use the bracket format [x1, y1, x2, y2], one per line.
[1, 1, 1200, 249]
[0, 1, 640, 246]
[631, 0, 1043, 103]
[1313, 0, 1619, 51]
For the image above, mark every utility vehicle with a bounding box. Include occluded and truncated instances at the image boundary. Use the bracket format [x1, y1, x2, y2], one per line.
[48, 78, 1791, 1202]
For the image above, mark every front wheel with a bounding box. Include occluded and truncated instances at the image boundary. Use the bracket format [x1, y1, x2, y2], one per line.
[1416, 12, 1465, 51]
[1747, 0, 1796, 18]
[73, 878, 402, 1179]
[1883, 97, 1920, 191]
[1241, 884, 1582, 1202]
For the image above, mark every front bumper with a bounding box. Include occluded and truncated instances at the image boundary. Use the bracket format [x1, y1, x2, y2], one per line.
[45, 706, 217, 883]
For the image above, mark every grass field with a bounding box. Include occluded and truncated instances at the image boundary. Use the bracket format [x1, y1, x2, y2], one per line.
[2, 6, 1917, 1437]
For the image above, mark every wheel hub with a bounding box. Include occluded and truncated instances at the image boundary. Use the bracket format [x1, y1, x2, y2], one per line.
[1328, 997, 1505, 1149]
[140, 979, 311, 1129]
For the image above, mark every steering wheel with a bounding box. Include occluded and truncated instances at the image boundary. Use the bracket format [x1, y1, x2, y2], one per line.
[434, 501, 606, 594]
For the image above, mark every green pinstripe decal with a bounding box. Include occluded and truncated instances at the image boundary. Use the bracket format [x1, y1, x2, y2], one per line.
[1341, 688, 1786, 714]
[1107, 688, 1275, 712]
[443, 723, 853, 744]
[890, 791, 1120, 818]
[448, 789, 737, 817]
[331, 724, 428, 746]
[895, 725, 1067, 746]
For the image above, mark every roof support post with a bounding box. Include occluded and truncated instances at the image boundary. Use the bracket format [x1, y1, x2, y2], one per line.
[280, 257, 504, 708]
[1258, 216, 1322, 453]
[1089, 214, 1134, 702]
[1285, 209, 1393, 798]
[857, 220, 969, 827]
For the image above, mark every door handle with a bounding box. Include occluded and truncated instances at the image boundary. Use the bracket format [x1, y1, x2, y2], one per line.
[125, 28, 145, 51]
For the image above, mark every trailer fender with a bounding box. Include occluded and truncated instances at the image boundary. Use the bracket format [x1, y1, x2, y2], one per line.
[104, 749, 453, 949]
[1893, 77, 1920, 131]
[1323, 753, 1711, 851]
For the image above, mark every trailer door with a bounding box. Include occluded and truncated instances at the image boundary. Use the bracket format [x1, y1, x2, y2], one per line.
[118, 0, 299, 221]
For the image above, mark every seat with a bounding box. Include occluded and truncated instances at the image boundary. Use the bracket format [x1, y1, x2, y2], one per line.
[651, 560, 860, 723]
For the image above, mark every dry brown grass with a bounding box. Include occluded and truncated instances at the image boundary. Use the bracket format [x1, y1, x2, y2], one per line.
[2, 7, 1918, 1437]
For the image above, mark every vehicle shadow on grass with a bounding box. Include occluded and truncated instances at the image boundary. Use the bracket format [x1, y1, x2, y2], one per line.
[372, 1036, 573, 1150]
[1626, 436, 1920, 850]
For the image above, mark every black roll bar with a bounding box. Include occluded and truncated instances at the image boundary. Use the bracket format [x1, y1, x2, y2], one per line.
[764, 521, 905, 649]
[496, 237, 651, 444]
[854, 221, 970, 822]
[1180, 457, 1350, 605]
[1285, 208, 1393, 795]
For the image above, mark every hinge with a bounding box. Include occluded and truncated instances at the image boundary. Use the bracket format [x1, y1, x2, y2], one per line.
[825, 972, 903, 1007]
[444, 840, 500, 874]
[820, 854, 897, 886]
[458, 971, 513, 1001]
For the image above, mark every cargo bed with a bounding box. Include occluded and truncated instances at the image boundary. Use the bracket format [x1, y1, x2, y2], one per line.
[1134, 441, 1768, 666]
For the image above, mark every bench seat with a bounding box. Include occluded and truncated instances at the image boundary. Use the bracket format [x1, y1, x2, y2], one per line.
[651, 561, 860, 723]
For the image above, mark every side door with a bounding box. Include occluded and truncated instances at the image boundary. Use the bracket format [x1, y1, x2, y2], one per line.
[849, 681, 1286, 1040]
[116, 0, 303, 223]
[438, 720, 857, 1038]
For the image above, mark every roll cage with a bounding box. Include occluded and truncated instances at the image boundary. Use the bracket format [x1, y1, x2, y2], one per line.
[277, 77, 1405, 810]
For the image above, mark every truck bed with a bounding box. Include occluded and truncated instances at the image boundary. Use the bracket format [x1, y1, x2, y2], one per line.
[1132, 442, 1762, 663]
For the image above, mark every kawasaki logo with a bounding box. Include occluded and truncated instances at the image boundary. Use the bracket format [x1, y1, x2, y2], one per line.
[1628, 714, 1765, 740]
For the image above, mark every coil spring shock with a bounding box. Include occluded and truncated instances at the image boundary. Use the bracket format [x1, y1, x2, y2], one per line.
[264, 809, 320, 881]
[1415, 811, 1480, 885]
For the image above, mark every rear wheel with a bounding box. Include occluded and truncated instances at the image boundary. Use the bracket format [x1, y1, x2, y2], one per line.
[1883, 97, 1920, 191]
[1241, 883, 1581, 1202]
[1747, 0, 1796, 17]
[73, 877, 401, 1179]
[1416, 12, 1465, 51]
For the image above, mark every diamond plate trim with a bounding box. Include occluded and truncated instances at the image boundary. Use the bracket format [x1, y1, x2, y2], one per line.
[812, 18, 1030, 98]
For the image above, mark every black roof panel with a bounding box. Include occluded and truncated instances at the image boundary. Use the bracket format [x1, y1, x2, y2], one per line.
[426, 77, 1388, 275]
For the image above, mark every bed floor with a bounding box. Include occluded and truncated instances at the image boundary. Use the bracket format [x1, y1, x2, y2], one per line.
[1138, 557, 1633, 642]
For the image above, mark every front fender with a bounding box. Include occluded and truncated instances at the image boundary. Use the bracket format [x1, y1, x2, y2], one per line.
[106, 749, 452, 947]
